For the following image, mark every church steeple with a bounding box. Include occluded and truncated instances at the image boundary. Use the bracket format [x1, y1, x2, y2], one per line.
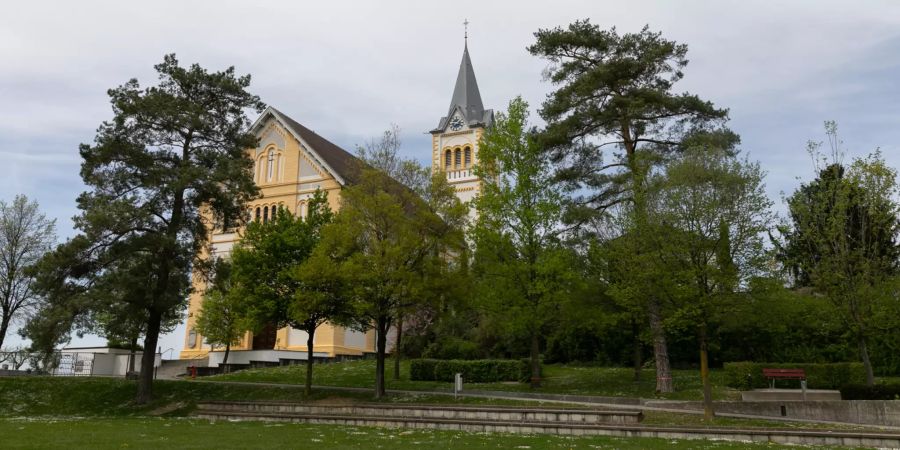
[429, 29, 491, 209]
[433, 42, 492, 132]
[449, 44, 485, 124]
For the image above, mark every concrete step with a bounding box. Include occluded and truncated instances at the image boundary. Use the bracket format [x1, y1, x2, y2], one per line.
[192, 408, 900, 447]
[194, 409, 639, 435]
[196, 401, 641, 425]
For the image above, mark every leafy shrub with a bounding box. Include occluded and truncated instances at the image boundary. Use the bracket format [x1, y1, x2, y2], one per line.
[723, 362, 866, 390]
[421, 337, 482, 360]
[839, 383, 900, 400]
[409, 359, 530, 383]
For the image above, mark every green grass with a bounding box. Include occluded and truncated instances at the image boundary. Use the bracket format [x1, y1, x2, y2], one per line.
[0, 376, 547, 418]
[0, 418, 848, 449]
[210, 360, 742, 401]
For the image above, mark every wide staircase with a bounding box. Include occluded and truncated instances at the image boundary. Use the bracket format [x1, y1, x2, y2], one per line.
[193, 401, 642, 435]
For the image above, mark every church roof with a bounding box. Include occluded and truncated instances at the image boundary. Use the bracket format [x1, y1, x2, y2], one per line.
[252, 106, 361, 185]
[433, 44, 493, 133]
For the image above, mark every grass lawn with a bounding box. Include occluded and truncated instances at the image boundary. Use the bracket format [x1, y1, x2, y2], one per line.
[0, 376, 545, 418]
[210, 359, 742, 401]
[0, 418, 846, 450]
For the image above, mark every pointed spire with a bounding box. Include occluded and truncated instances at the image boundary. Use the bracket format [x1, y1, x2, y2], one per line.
[448, 42, 485, 124]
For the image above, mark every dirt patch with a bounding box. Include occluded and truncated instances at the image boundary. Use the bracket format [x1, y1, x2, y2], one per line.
[148, 402, 187, 416]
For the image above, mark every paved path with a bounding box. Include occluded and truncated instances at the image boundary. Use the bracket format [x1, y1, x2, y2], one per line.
[182, 379, 900, 431]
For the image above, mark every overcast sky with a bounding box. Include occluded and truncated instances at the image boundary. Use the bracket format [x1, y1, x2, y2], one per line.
[3, 0, 900, 354]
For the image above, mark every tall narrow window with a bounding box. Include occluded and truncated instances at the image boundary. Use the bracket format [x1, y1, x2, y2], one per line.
[464, 147, 471, 168]
[263, 206, 269, 223]
[267, 150, 275, 181]
[255, 207, 261, 222]
[454, 149, 461, 169]
[445, 150, 452, 169]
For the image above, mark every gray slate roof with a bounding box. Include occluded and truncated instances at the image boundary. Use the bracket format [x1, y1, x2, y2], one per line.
[432, 44, 493, 133]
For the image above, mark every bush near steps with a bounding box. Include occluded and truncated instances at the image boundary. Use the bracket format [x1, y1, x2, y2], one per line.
[723, 362, 866, 390]
[410, 359, 536, 383]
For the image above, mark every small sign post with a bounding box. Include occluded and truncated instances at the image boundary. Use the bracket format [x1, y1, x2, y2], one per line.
[454, 373, 463, 399]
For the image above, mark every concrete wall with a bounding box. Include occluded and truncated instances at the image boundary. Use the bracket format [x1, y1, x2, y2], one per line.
[645, 400, 900, 427]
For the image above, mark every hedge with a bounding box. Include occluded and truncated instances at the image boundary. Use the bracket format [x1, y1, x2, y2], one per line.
[840, 384, 900, 400]
[409, 359, 533, 383]
[723, 362, 866, 390]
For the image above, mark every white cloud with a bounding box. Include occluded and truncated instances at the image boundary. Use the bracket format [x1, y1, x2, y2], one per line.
[3, 0, 900, 353]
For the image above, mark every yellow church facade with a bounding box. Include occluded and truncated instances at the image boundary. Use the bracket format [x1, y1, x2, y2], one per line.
[180, 42, 491, 362]
[179, 107, 377, 360]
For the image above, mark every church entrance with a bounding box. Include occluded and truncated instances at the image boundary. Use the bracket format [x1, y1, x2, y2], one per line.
[252, 323, 278, 350]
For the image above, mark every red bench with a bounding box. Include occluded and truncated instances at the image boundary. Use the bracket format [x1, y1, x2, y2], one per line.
[762, 368, 806, 389]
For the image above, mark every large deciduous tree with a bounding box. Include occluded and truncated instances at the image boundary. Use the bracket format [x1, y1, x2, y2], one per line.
[231, 190, 343, 395]
[27, 54, 263, 403]
[777, 123, 900, 385]
[0, 195, 56, 350]
[310, 168, 466, 399]
[529, 21, 734, 392]
[471, 97, 577, 388]
[355, 125, 432, 379]
[195, 259, 246, 366]
[651, 145, 772, 418]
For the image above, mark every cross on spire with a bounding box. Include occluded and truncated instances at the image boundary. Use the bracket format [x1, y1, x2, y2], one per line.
[463, 18, 469, 43]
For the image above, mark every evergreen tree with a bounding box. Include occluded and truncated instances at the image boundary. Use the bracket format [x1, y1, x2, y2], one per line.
[26, 54, 263, 403]
[529, 22, 734, 392]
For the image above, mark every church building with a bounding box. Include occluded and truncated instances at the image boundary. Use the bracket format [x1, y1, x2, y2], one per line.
[180, 41, 492, 363]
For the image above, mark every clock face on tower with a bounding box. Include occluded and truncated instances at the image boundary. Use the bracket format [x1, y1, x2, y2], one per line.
[449, 116, 464, 131]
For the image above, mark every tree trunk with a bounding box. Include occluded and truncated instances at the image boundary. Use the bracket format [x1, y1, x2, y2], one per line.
[135, 309, 162, 404]
[530, 331, 541, 388]
[223, 343, 230, 365]
[128, 336, 137, 374]
[699, 324, 714, 420]
[305, 328, 316, 396]
[858, 331, 875, 386]
[0, 315, 10, 355]
[648, 299, 673, 393]
[374, 317, 388, 399]
[632, 318, 642, 382]
[393, 314, 403, 381]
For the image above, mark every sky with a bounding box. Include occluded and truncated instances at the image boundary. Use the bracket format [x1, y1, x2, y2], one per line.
[3, 0, 900, 356]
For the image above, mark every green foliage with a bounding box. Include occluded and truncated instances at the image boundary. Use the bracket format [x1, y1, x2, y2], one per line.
[723, 362, 866, 390]
[776, 124, 900, 384]
[472, 96, 577, 387]
[231, 190, 334, 333]
[421, 336, 482, 360]
[409, 359, 529, 383]
[310, 167, 467, 397]
[194, 260, 247, 358]
[529, 20, 733, 214]
[839, 383, 900, 400]
[26, 54, 263, 402]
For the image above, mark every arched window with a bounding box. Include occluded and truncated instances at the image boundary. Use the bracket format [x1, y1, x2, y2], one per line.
[255, 207, 261, 222]
[263, 206, 269, 223]
[464, 147, 471, 168]
[299, 202, 307, 219]
[267, 149, 275, 181]
[444, 150, 452, 169]
[454, 148, 461, 169]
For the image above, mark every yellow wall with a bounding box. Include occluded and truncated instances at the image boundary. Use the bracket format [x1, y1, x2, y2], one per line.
[180, 116, 373, 359]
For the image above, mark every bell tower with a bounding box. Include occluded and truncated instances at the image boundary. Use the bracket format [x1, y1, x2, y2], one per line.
[430, 30, 493, 206]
